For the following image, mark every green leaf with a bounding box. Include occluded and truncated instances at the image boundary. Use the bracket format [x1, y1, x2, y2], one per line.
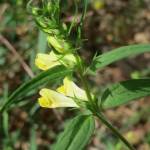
[91, 44, 150, 71]
[29, 125, 37, 150]
[0, 65, 72, 112]
[101, 79, 150, 109]
[54, 115, 95, 150]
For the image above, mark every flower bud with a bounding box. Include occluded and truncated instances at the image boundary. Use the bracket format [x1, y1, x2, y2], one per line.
[47, 36, 72, 53]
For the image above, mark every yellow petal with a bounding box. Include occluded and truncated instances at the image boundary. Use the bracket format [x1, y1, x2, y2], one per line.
[56, 85, 66, 95]
[38, 88, 78, 108]
[57, 77, 88, 101]
[38, 97, 52, 107]
[35, 52, 60, 70]
[35, 51, 77, 70]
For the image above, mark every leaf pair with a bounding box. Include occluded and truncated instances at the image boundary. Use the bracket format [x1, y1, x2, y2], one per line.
[90, 44, 150, 109]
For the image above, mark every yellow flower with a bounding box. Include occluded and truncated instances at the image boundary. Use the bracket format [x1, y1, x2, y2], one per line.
[38, 77, 88, 108]
[92, 0, 105, 11]
[47, 36, 71, 53]
[38, 88, 78, 108]
[35, 51, 76, 70]
[35, 51, 59, 70]
[57, 77, 88, 101]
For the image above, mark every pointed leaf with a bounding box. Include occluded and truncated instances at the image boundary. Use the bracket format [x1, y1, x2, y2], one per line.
[101, 79, 150, 109]
[91, 44, 150, 72]
[54, 115, 95, 150]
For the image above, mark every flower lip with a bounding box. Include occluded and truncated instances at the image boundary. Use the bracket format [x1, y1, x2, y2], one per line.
[38, 97, 52, 108]
[38, 88, 78, 108]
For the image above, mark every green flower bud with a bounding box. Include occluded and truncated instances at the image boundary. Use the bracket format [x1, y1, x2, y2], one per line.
[47, 36, 72, 54]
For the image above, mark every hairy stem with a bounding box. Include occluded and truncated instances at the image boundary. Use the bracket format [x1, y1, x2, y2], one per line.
[78, 57, 134, 149]
[79, 74, 93, 103]
[95, 112, 135, 150]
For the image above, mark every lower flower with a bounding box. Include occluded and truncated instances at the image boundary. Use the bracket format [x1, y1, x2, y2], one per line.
[38, 77, 89, 108]
[38, 88, 79, 108]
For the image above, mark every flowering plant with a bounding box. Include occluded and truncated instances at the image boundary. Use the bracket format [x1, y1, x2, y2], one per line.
[1, 0, 150, 150]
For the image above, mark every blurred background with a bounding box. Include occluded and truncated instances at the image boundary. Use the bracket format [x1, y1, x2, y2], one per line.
[0, 0, 150, 149]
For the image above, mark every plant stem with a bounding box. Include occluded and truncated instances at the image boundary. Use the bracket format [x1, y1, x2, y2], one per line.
[78, 59, 134, 149]
[75, 54, 93, 104]
[79, 74, 93, 103]
[95, 112, 135, 150]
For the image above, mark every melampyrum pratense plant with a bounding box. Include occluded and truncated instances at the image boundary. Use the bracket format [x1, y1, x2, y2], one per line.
[1, 0, 150, 150]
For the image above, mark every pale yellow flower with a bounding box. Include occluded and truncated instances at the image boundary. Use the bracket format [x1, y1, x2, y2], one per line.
[35, 51, 76, 70]
[57, 77, 88, 101]
[38, 77, 88, 108]
[38, 88, 78, 108]
[35, 51, 59, 70]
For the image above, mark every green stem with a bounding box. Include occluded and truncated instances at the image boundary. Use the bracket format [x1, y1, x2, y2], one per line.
[74, 54, 93, 104]
[78, 59, 134, 149]
[95, 112, 135, 150]
[79, 74, 93, 103]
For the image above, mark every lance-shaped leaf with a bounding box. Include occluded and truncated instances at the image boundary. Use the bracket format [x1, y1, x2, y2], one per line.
[0, 65, 72, 112]
[91, 44, 150, 72]
[53, 115, 95, 150]
[101, 79, 150, 109]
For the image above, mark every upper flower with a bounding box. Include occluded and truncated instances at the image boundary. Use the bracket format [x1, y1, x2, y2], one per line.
[35, 51, 77, 70]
